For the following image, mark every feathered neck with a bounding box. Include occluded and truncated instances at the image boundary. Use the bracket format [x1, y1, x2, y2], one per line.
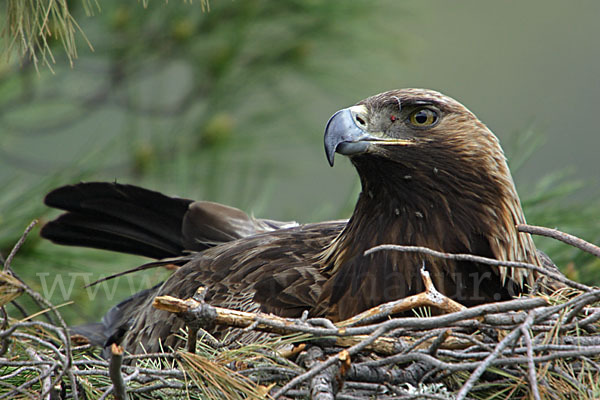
[316, 152, 541, 320]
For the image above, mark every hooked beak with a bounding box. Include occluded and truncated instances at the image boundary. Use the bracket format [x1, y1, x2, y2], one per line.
[324, 105, 379, 166]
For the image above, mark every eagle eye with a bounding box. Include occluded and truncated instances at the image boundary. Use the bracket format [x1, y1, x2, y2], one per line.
[408, 108, 438, 128]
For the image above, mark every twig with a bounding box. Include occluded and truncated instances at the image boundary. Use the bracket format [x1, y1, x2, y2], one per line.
[13, 332, 65, 363]
[154, 292, 548, 352]
[0, 381, 37, 399]
[272, 288, 544, 398]
[518, 224, 600, 259]
[401, 330, 441, 354]
[2, 220, 65, 332]
[520, 325, 541, 400]
[153, 294, 403, 355]
[10, 281, 72, 394]
[301, 346, 338, 400]
[337, 268, 465, 327]
[24, 348, 54, 400]
[456, 311, 534, 400]
[365, 244, 591, 291]
[272, 324, 393, 399]
[547, 364, 592, 396]
[2, 220, 38, 272]
[0, 319, 70, 399]
[68, 368, 80, 400]
[106, 343, 128, 400]
[428, 330, 450, 357]
[0, 307, 8, 357]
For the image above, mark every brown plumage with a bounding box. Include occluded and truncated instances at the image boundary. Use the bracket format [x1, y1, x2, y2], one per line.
[42, 89, 548, 354]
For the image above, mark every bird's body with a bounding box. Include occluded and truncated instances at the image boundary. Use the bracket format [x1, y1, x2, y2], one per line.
[42, 89, 551, 354]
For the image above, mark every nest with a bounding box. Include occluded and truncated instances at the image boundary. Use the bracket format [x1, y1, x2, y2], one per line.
[2, 221, 600, 399]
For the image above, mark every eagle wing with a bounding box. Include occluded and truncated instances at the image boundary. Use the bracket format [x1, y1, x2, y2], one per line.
[122, 222, 343, 353]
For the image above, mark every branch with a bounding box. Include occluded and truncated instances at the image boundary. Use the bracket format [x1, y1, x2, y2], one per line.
[2, 220, 38, 272]
[105, 344, 128, 400]
[518, 223, 600, 259]
[365, 244, 590, 292]
[456, 312, 533, 400]
[24, 348, 54, 400]
[272, 324, 393, 399]
[521, 324, 541, 400]
[153, 294, 403, 355]
[154, 291, 550, 346]
[0, 221, 73, 399]
[300, 346, 339, 400]
[337, 267, 465, 327]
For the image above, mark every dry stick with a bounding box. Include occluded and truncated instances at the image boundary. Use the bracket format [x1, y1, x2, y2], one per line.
[450, 348, 600, 370]
[401, 330, 442, 355]
[521, 325, 541, 400]
[456, 312, 534, 400]
[0, 352, 57, 400]
[1, 329, 70, 398]
[13, 332, 65, 362]
[271, 324, 391, 399]
[154, 272, 466, 356]
[105, 344, 128, 400]
[564, 299, 590, 325]
[155, 281, 558, 396]
[2, 220, 38, 272]
[0, 307, 9, 357]
[365, 244, 591, 292]
[272, 271, 470, 399]
[428, 329, 450, 357]
[337, 268, 465, 327]
[302, 346, 337, 400]
[0, 381, 37, 400]
[566, 310, 600, 331]
[68, 369, 80, 400]
[155, 294, 548, 345]
[154, 294, 402, 355]
[11, 281, 73, 395]
[156, 270, 471, 355]
[0, 220, 75, 399]
[518, 224, 600, 259]
[547, 364, 591, 396]
[24, 348, 53, 400]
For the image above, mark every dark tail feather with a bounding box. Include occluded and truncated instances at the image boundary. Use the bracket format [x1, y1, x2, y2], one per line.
[41, 182, 194, 259]
[41, 182, 299, 260]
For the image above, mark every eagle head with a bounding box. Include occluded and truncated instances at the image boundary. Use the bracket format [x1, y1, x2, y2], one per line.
[318, 89, 542, 319]
[324, 89, 509, 191]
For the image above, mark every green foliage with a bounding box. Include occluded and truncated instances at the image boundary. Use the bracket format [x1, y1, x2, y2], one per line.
[1, 0, 97, 70]
[505, 129, 600, 285]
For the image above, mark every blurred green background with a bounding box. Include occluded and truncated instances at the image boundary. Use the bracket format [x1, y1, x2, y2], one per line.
[1, 0, 599, 324]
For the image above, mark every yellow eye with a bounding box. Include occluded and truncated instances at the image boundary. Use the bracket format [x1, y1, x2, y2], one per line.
[408, 108, 438, 127]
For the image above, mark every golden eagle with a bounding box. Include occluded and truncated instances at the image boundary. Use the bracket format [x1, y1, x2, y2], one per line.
[41, 88, 547, 353]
